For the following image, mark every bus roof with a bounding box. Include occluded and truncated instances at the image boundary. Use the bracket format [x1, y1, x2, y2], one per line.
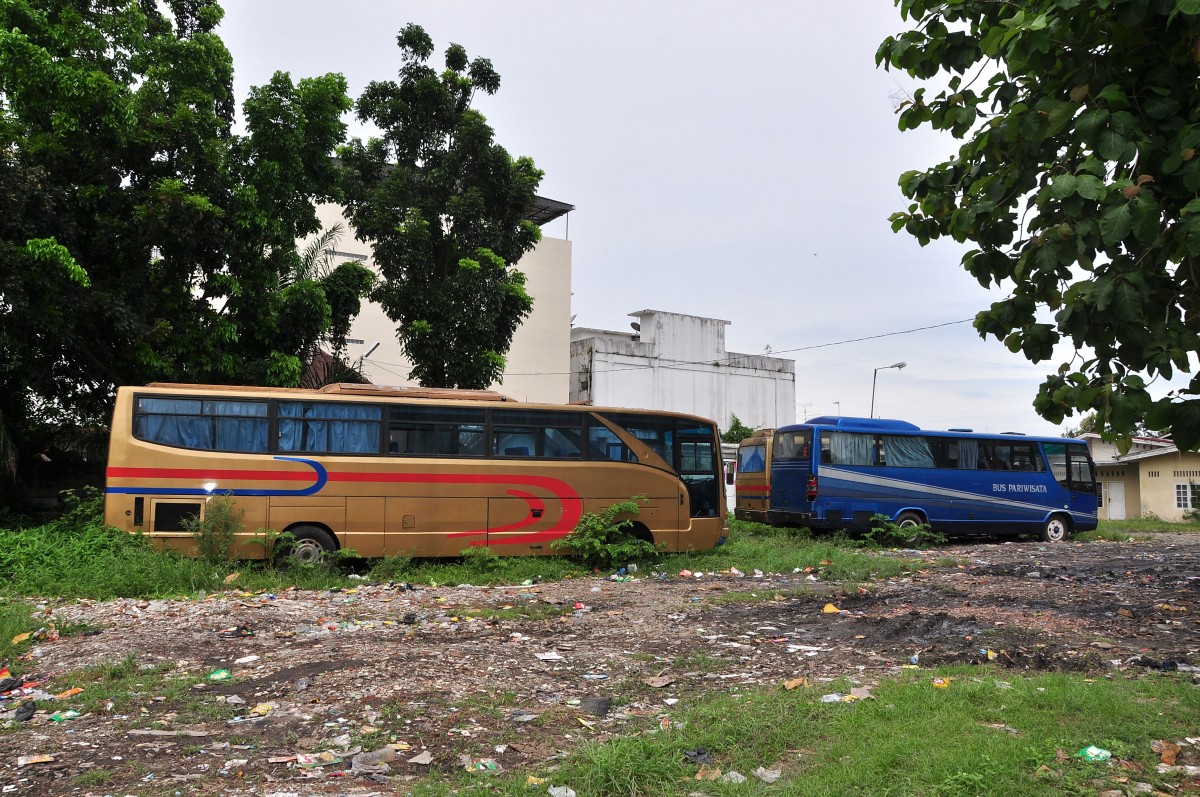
[146, 382, 516, 401]
[804, 416, 920, 431]
[134, 383, 719, 425]
[782, 416, 1083, 443]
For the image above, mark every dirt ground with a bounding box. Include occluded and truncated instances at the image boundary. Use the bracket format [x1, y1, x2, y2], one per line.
[2, 533, 1198, 796]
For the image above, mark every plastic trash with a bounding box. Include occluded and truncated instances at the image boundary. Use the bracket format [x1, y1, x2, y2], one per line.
[822, 603, 841, 614]
[578, 696, 611, 716]
[932, 677, 951, 689]
[49, 710, 80, 722]
[1077, 746, 1112, 762]
[351, 746, 397, 772]
[208, 669, 231, 682]
[13, 701, 36, 722]
[723, 771, 747, 783]
[548, 787, 576, 797]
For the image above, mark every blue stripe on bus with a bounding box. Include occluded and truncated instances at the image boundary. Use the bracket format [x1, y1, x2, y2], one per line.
[105, 457, 328, 497]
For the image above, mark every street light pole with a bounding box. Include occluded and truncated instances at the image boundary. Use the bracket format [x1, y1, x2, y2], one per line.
[870, 361, 907, 418]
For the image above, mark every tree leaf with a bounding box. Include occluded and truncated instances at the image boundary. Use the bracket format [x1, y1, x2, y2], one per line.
[1099, 204, 1132, 244]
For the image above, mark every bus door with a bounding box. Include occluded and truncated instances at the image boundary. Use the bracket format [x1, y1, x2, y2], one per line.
[1042, 441, 1098, 528]
[770, 428, 814, 519]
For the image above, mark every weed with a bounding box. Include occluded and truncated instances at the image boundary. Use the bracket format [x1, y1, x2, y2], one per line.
[184, 493, 244, 564]
[862, 513, 948, 548]
[71, 768, 115, 786]
[552, 496, 659, 569]
[370, 550, 416, 582]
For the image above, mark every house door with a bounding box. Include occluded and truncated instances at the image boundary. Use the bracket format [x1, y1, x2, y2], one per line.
[1106, 481, 1126, 520]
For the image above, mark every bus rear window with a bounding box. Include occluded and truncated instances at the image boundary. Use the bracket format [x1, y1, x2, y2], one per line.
[738, 444, 766, 473]
[773, 429, 811, 461]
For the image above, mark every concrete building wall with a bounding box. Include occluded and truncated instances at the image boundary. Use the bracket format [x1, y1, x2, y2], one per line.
[309, 203, 572, 403]
[570, 309, 795, 430]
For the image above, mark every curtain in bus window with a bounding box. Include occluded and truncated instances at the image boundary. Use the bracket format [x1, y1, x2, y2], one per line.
[277, 402, 312, 451]
[135, 399, 213, 449]
[829, 432, 873, 466]
[327, 404, 381, 453]
[958, 438, 979, 468]
[207, 400, 268, 452]
[738, 445, 766, 473]
[884, 435, 935, 468]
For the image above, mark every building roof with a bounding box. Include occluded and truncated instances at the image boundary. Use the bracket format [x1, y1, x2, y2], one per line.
[527, 196, 574, 226]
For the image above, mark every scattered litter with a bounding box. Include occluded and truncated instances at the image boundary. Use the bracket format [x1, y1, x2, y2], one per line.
[822, 603, 840, 614]
[54, 687, 83, 699]
[548, 787, 576, 797]
[208, 669, 231, 682]
[408, 750, 434, 765]
[684, 748, 713, 764]
[535, 651, 565, 661]
[16, 754, 53, 767]
[49, 710, 81, 722]
[643, 675, 675, 688]
[783, 677, 810, 690]
[754, 766, 782, 783]
[234, 655, 260, 665]
[462, 756, 500, 772]
[723, 770, 748, 783]
[932, 678, 951, 689]
[819, 693, 858, 703]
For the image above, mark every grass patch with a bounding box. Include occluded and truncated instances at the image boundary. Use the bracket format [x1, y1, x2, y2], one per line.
[529, 668, 1200, 796]
[1095, 517, 1200, 536]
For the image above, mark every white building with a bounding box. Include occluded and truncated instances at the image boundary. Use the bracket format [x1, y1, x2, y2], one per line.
[311, 197, 574, 404]
[570, 309, 795, 430]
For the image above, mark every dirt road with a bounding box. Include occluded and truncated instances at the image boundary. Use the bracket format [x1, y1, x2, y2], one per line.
[4, 533, 1197, 795]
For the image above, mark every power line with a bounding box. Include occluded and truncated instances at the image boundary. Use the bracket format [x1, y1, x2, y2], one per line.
[361, 317, 976, 378]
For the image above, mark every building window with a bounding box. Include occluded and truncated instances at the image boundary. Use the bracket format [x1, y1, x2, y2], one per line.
[1176, 483, 1193, 510]
[1097, 483, 1103, 508]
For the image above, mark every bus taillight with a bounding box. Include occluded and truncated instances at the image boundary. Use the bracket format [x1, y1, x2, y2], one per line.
[806, 475, 818, 501]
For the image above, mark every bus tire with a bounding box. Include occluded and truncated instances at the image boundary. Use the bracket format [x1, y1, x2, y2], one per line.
[1040, 515, 1069, 543]
[275, 525, 337, 566]
[895, 511, 924, 529]
[626, 522, 654, 544]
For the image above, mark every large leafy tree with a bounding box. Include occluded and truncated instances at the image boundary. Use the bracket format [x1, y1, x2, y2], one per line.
[878, 0, 1200, 450]
[339, 23, 544, 389]
[0, 0, 371, 482]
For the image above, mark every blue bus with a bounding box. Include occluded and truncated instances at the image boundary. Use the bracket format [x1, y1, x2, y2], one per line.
[767, 417, 1098, 542]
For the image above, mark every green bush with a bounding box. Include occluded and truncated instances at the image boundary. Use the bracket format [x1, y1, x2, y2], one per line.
[552, 497, 659, 570]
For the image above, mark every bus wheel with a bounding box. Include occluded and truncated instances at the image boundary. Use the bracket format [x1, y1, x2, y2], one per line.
[1040, 515, 1069, 543]
[275, 525, 336, 566]
[895, 511, 924, 529]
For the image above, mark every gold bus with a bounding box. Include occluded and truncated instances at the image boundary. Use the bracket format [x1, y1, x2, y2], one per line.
[733, 428, 773, 523]
[104, 383, 727, 561]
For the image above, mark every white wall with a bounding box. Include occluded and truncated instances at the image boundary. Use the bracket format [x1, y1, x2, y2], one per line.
[309, 203, 572, 403]
[571, 310, 795, 429]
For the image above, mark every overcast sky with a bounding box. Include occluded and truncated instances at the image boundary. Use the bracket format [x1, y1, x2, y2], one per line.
[219, 1, 1147, 437]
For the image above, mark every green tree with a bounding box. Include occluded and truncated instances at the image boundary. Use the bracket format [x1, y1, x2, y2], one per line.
[0, 0, 370, 486]
[721, 414, 756, 443]
[339, 23, 544, 389]
[878, 0, 1200, 451]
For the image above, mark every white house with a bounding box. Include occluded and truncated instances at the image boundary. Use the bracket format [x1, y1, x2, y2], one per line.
[569, 309, 796, 431]
[1083, 432, 1200, 521]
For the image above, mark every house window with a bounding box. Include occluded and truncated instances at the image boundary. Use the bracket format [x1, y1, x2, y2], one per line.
[1176, 483, 1193, 510]
[1097, 483, 1103, 508]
